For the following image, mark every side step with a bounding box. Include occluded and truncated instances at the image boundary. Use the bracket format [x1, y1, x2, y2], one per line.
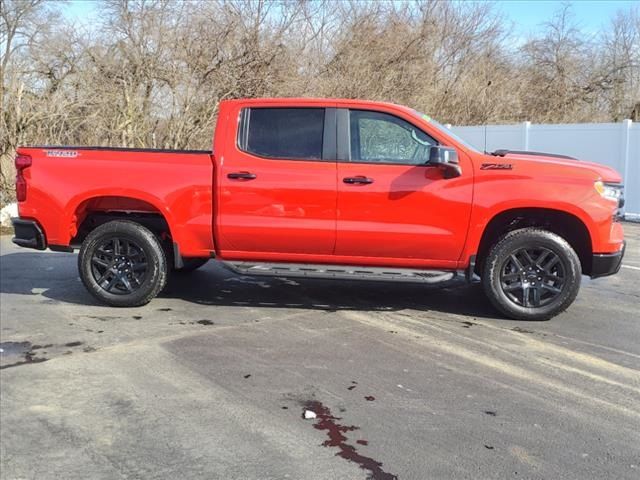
[223, 261, 458, 284]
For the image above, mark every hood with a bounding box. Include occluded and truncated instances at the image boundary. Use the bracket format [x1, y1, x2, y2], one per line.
[490, 150, 622, 184]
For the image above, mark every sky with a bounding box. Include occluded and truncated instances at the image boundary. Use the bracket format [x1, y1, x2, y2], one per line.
[495, 0, 636, 35]
[62, 0, 637, 34]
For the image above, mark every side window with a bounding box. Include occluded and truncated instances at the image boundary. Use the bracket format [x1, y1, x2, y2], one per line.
[238, 108, 324, 160]
[349, 110, 436, 164]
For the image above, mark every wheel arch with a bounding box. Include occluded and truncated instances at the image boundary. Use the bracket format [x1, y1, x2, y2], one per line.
[66, 193, 184, 268]
[474, 207, 594, 276]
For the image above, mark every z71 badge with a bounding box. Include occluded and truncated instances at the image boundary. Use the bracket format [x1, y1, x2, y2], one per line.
[45, 150, 78, 158]
[480, 163, 512, 170]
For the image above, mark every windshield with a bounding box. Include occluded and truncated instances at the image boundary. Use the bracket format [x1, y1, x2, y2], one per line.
[412, 110, 482, 154]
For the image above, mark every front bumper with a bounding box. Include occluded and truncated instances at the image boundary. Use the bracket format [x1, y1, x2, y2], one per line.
[11, 218, 46, 250]
[590, 241, 625, 279]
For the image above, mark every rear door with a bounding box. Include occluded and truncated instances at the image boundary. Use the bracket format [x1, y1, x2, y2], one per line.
[217, 105, 337, 257]
[335, 108, 473, 267]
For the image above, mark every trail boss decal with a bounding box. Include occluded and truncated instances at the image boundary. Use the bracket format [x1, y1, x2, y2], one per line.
[45, 150, 78, 158]
[481, 163, 513, 170]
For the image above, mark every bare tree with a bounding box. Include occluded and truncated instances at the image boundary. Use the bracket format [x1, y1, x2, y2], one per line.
[1, 0, 639, 202]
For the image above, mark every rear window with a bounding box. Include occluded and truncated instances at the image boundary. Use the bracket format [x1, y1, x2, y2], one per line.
[238, 108, 324, 160]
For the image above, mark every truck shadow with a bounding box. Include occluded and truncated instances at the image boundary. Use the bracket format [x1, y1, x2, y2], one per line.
[0, 251, 500, 320]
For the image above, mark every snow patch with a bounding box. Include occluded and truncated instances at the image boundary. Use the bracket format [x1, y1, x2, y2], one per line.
[0, 202, 18, 227]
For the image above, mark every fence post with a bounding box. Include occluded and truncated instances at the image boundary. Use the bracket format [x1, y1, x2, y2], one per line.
[621, 119, 632, 216]
[522, 121, 531, 150]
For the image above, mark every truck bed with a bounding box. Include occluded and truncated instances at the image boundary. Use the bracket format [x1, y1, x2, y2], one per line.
[15, 145, 215, 258]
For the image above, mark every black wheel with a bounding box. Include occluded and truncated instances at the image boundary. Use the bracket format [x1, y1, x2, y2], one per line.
[174, 258, 209, 273]
[78, 220, 168, 307]
[482, 228, 581, 321]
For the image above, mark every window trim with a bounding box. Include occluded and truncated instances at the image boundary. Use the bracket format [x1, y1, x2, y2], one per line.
[236, 107, 336, 162]
[337, 108, 438, 166]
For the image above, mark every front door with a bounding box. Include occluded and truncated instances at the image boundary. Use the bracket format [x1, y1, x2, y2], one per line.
[335, 108, 472, 267]
[217, 106, 337, 257]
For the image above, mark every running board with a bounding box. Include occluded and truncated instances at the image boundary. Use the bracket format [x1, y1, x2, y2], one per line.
[223, 261, 458, 284]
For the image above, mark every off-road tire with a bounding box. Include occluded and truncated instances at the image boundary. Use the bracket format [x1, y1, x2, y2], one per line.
[483, 228, 581, 321]
[78, 220, 168, 307]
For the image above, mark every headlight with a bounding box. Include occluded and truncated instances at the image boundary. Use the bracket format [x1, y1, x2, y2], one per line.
[594, 181, 624, 202]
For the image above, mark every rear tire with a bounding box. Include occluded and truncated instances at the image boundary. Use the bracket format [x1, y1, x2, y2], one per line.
[78, 220, 168, 307]
[482, 228, 581, 321]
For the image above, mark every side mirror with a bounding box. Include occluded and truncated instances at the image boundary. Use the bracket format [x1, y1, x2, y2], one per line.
[428, 146, 461, 178]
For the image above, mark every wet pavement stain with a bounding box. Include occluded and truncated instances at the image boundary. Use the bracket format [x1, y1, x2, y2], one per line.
[512, 327, 534, 334]
[0, 356, 47, 370]
[0, 340, 98, 367]
[171, 320, 215, 326]
[0, 342, 48, 370]
[196, 320, 214, 326]
[301, 400, 397, 480]
[0, 342, 32, 356]
[81, 315, 122, 322]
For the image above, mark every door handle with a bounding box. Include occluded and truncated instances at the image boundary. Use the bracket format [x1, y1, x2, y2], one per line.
[343, 176, 374, 185]
[227, 171, 257, 180]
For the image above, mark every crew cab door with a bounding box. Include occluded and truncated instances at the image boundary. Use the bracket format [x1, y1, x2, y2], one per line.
[335, 108, 472, 267]
[217, 105, 337, 257]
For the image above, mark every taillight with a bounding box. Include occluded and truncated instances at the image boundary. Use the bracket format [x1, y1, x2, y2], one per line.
[15, 154, 32, 202]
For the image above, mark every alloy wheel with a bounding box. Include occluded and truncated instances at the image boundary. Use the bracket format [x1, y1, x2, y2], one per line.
[499, 247, 566, 308]
[90, 237, 148, 294]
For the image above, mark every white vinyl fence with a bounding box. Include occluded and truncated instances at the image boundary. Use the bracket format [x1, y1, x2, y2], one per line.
[450, 121, 640, 219]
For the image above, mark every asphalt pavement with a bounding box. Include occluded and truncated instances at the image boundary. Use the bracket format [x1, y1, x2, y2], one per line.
[1, 224, 639, 480]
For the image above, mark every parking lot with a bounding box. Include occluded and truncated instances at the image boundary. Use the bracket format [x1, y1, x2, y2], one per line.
[1, 224, 639, 480]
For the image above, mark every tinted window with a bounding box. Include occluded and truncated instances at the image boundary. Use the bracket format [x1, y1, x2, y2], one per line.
[349, 110, 436, 164]
[239, 108, 324, 160]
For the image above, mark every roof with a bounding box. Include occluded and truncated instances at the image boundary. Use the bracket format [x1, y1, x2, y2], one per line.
[220, 97, 413, 111]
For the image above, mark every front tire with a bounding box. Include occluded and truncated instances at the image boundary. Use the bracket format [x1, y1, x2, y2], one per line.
[483, 228, 581, 321]
[78, 220, 168, 307]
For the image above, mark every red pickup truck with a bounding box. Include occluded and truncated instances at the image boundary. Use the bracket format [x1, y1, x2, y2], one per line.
[12, 98, 625, 320]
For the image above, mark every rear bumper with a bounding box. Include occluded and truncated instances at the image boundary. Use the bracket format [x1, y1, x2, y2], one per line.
[11, 218, 46, 250]
[590, 241, 625, 279]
